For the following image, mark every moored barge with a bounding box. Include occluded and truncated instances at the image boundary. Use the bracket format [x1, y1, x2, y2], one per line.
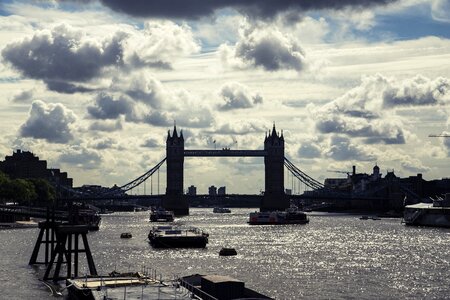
[148, 225, 209, 248]
[149, 207, 174, 222]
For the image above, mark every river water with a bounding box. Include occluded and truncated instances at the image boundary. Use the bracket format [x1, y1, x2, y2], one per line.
[1, 208, 450, 299]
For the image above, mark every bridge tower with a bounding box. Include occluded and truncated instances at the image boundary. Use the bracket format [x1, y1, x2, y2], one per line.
[163, 125, 189, 215]
[262, 124, 288, 211]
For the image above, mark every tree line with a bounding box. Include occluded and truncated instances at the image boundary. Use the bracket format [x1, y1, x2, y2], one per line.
[0, 171, 55, 205]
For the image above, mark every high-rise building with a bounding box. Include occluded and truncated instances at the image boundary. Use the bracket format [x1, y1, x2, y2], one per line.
[208, 185, 217, 196]
[187, 185, 197, 195]
[218, 186, 226, 195]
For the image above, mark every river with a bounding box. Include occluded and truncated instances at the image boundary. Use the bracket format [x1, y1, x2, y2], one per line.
[1, 208, 449, 299]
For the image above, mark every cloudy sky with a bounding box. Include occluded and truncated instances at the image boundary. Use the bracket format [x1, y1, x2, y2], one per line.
[1, 0, 449, 194]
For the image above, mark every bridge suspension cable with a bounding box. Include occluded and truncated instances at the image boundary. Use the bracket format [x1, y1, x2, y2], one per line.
[97, 158, 167, 197]
[284, 157, 324, 191]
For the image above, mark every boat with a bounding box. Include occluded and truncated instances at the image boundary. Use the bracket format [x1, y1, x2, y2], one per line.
[403, 193, 450, 228]
[180, 274, 273, 299]
[360, 215, 369, 220]
[248, 207, 309, 225]
[219, 247, 237, 256]
[149, 207, 174, 222]
[120, 232, 132, 238]
[213, 207, 231, 213]
[148, 225, 209, 248]
[66, 271, 195, 300]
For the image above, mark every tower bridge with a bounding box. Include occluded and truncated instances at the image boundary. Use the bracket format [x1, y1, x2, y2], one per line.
[165, 124, 287, 215]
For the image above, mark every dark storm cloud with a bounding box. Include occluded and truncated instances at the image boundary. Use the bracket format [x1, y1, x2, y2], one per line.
[20, 100, 76, 143]
[218, 82, 263, 111]
[1, 24, 125, 93]
[87, 93, 134, 120]
[88, 0, 396, 19]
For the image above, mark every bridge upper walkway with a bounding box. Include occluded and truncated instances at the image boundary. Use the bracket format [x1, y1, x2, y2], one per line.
[184, 150, 267, 157]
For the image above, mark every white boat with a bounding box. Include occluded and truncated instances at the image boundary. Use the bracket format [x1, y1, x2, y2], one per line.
[404, 194, 450, 228]
[248, 207, 309, 225]
[213, 207, 231, 213]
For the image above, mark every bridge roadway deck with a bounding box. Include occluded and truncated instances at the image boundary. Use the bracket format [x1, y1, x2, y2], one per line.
[184, 149, 267, 157]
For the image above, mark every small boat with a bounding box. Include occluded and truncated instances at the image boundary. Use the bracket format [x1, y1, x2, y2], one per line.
[213, 207, 231, 213]
[120, 232, 132, 238]
[360, 215, 369, 220]
[149, 207, 174, 222]
[248, 207, 309, 225]
[219, 247, 237, 256]
[148, 225, 209, 248]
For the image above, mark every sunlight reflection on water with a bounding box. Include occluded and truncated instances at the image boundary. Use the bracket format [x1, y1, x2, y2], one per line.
[1, 208, 450, 299]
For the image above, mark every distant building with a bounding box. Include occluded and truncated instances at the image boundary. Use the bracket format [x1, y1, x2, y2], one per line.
[218, 186, 226, 195]
[187, 185, 197, 195]
[208, 185, 217, 196]
[0, 149, 73, 187]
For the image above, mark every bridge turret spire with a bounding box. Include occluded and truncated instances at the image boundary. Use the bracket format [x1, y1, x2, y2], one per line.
[173, 124, 178, 138]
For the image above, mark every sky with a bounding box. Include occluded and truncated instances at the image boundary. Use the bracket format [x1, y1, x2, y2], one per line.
[0, 0, 450, 194]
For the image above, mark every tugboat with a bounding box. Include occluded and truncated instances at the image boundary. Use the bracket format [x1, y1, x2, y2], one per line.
[404, 193, 450, 228]
[149, 207, 174, 222]
[248, 207, 309, 225]
[148, 225, 209, 248]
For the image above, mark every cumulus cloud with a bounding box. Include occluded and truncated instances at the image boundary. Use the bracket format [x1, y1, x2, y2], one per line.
[218, 82, 263, 110]
[115, 73, 168, 109]
[2, 23, 125, 93]
[90, 138, 116, 150]
[2, 21, 199, 93]
[313, 74, 450, 145]
[220, 22, 306, 71]
[382, 75, 450, 108]
[11, 89, 34, 102]
[89, 119, 123, 132]
[401, 157, 431, 173]
[123, 21, 200, 69]
[298, 142, 322, 159]
[141, 137, 162, 148]
[59, 146, 102, 169]
[87, 92, 135, 120]
[67, 0, 397, 20]
[20, 100, 76, 143]
[211, 121, 266, 135]
[325, 136, 375, 161]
